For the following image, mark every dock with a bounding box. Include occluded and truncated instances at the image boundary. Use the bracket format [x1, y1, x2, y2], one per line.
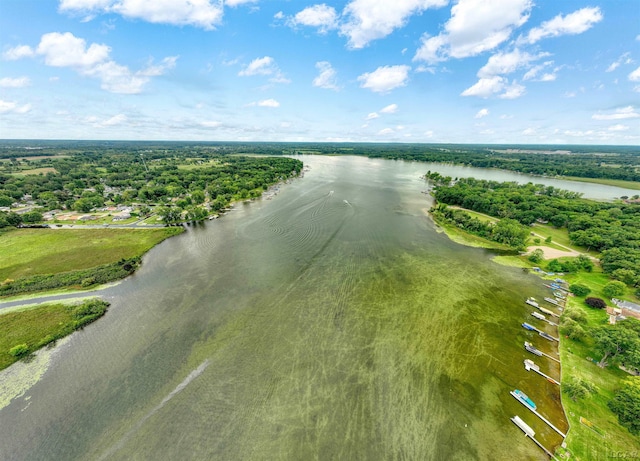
[544, 297, 563, 308]
[526, 298, 560, 317]
[510, 391, 567, 438]
[524, 342, 560, 363]
[524, 359, 560, 385]
[522, 323, 559, 342]
[510, 416, 560, 460]
[531, 312, 558, 326]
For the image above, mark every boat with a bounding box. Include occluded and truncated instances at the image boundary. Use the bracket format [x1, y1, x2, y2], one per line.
[522, 323, 536, 331]
[544, 297, 561, 306]
[525, 297, 539, 307]
[512, 389, 537, 410]
[539, 331, 559, 342]
[524, 359, 540, 372]
[531, 312, 546, 320]
[524, 341, 543, 356]
[511, 415, 536, 438]
[538, 306, 554, 316]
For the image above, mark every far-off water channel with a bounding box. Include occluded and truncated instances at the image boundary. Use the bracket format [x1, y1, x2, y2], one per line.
[4, 155, 634, 460]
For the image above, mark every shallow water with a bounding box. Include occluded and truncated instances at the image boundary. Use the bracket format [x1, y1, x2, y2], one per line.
[0, 156, 589, 460]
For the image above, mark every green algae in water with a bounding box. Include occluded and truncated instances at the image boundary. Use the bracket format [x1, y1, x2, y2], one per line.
[0, 156, 564, 461]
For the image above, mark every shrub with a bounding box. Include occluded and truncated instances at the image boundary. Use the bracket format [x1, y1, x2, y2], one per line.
[564, 378, 597, 401]
[528, 248, 544, 264]
[563, 307, 587, 324]
[9, 343, 29, 357]
[585, 297, 607, 309]
[570, 283, 591, 297]
[560, 318, 586, 341]
[547, 259, 563, 272]
[603, 281, 626, 299]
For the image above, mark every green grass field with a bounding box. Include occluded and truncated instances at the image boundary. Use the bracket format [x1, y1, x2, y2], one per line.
[559, 294, 640, 460]
[0, 299, 108, 370]
[0, 227, 182, 282]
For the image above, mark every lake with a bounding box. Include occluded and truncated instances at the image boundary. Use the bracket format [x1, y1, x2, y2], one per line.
[3, 155, 621, 460]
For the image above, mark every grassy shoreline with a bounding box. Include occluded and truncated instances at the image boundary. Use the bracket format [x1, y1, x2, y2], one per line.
[562, 176, 640, 191]
[428, 208, 640, 459]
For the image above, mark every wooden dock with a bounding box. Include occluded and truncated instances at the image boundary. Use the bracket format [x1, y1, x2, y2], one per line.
[524, 359, 560, 385]
[510, 416, 560, 460]
[522, 323, 559, 342]
[510, 391, 567, 438]
[524, 342, 560, 363]
[531, 312, 558, 326]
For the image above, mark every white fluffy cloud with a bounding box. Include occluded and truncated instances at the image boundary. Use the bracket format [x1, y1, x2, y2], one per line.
[239, 56, 276, 76]
[258, 99, 280, 107]
[312, 61, 339, 90]
[341, 0, 447, 49]
[59, 0, 224, 29]
[357, 65, 410, 93]
[291, 4, 338, 33]
[0, 99, 31, 114]
[475, 108, 489, 118]
[461, 76, 505, 98]
[0, 77, 30, 88]
[477, 49, 546, 78]
[2, 45, 35, 61]
[461, 76, 524, 99]
[365, 112, 379, 120]
[7, 32, 176, 94]
[592, 106, 639, 120]
[521, 7, 602, 44]
[225, 0, 258, 6]
[37, 32, 111, 68]
[380, 103, 398, 114]
[414, 0, 532, 63]
[239, 56, 289, 83]
[629, 67, 640, 82]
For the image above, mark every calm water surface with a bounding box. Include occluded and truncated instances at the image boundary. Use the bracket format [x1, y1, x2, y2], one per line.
[2, 156, 599, 460]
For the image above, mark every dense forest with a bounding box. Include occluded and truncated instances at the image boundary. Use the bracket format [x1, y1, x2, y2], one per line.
[0, 148, 302, 227]
[430, 177, 640, 288]
[1, 141, 639, 182]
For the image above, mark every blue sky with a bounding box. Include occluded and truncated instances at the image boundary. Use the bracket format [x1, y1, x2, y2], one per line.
[1, 0, 638, 144]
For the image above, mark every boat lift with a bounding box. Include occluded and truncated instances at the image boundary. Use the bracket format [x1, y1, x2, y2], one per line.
[524, 359, 560, 385]
[524, 342, 560, 363]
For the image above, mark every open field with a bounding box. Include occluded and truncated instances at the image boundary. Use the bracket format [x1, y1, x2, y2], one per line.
[10, 167, 57, 176]
[0, 227, 182, 282]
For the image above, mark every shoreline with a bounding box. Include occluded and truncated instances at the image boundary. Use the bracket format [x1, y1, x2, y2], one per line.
[425, 205, 570, 456]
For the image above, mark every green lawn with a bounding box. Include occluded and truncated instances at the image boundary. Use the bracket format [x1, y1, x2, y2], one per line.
[0, 227, 182, 281]
[559, 294, 640, 460]
[530, 223, 601, 258]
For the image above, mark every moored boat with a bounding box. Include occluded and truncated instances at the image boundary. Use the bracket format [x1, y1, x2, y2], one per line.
[512, 389, 537, 410]
[531, 312, 545, 320]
